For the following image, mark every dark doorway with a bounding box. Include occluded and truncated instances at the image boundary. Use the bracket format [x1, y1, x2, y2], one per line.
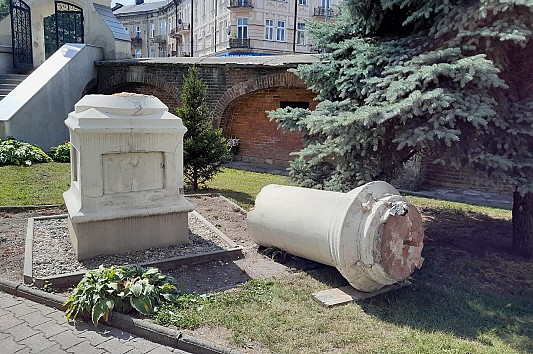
[10, 0, 33, 71]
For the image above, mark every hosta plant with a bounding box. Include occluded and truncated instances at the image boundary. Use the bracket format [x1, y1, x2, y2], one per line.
[49, 141, 70, 162]
[64, 265, 180, 326]
[0, 137, 51, 166]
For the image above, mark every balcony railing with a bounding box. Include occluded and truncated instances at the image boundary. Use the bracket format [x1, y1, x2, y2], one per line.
[170, 23, 190, 38]
[229, 38, 251, 48]
[313, 6, 339, 17]
[151, 35, 166, 44]
[131, 36, 142, 46]
[228, 0, 253, 8]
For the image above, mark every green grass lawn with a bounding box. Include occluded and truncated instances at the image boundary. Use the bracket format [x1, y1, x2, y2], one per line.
[0, 163, 70, 206]
[0, 164, 290, 208]
[1, 163, 531, 353]
[204, 168, 292, 209]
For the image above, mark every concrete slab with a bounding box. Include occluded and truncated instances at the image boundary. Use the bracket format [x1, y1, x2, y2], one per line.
[312, 281, 410, 307]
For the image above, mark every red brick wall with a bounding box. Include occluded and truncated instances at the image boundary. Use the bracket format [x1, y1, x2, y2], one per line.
[222, 87, 317, 167]
[424, 163, 514, 194]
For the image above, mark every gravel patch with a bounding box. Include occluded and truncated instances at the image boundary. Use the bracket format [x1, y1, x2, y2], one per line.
[32, 213, 232, 278]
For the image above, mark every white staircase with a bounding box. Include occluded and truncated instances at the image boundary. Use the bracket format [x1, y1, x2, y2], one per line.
[0, 74, 28, 101]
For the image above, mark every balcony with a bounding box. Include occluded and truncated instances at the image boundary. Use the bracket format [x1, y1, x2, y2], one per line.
[229, 38, 251, 49]
[313, 6, 339, 18]
[170, 23, 190, 38]
[228, 0, 253, 9]
[151, 35, 167, 44]
[131, 36, 142, 46]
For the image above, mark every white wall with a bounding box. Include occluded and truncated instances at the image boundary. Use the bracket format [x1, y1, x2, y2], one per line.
[0, 44, 104, 149]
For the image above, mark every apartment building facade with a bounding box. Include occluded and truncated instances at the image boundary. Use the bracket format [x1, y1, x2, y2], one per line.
[114, 0, 340, 58]
[115, 1, 171, 58]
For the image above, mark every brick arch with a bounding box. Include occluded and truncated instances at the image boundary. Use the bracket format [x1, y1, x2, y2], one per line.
[213, 72, 306, 128]
[221, 85, 317, 168]
[100, 72, 180, 109]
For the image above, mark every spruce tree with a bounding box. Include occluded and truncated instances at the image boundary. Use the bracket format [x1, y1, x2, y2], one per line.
[269, 0, 533, 257]
[177, 66, 231, 191]
[0, 0, 8, 21]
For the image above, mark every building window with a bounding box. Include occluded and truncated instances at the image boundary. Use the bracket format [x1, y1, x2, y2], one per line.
[149, 48, 156, 57]
[265, 19, 273, 40]
[321, 0, 330, 8]
[276, 20, 285, 42]
[224, 19, 228, 40]
[160, 21, 167, 36]
[135, 26, 141, 37]
[237, 17, 248, 39]
[280, 101, 310, 109]
[135, 48, 142, 58]
[150, 23, 155, 38]
[297, 22, 305, 45]
[298, 0, 307, 4]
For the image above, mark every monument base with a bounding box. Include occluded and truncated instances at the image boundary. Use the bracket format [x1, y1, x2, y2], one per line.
[68, 212, 190, 261]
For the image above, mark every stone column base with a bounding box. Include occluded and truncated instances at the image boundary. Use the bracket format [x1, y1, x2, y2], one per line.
[68, 212, 189, 261]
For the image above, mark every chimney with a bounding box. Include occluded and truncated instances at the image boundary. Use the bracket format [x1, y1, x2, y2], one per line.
[135, 0, 144, 5]
[112, 3, 123, 11]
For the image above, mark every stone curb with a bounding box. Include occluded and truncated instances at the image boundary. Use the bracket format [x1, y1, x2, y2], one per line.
[0, 278, 242, 354]
[0, 204, 63, 212]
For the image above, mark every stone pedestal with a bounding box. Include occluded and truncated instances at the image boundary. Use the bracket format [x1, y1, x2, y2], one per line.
[63, 94, 194, 261]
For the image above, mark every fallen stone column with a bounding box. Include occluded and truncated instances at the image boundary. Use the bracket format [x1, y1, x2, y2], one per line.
[247, 182, 424, 292]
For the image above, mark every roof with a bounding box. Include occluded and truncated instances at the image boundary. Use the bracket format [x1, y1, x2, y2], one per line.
[94, 3, 131, 42]
[114, 1, 168, 15]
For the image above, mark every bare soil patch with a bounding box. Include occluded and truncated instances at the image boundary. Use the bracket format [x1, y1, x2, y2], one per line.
[0, 195, 307, 290]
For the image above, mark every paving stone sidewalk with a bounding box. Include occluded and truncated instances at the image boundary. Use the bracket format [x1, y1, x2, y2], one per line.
[0, 291, 188, 354]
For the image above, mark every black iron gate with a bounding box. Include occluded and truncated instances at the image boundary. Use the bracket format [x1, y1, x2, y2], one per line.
[45, 1, 84, 59]
[10, 0, 33, 71]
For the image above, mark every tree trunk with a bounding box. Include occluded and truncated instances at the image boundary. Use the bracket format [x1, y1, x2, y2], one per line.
[512, 191, 533, 257]
[193, 170, 199, 191]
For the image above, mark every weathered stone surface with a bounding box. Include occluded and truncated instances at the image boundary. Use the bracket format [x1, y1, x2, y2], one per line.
[247, 182, 425, 292]
[64, 94, 194, 261]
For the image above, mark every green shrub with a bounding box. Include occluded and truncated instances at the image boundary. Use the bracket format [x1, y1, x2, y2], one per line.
[64, 265, 181, 326]
[49, 141, 70, 162]
[0, 137, 51, 166]
[177, 66, 231, 190]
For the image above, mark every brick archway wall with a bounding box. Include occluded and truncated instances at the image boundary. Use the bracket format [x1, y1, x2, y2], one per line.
[214, 72, 307, 128]
[222, 86, 317, 167]
[99, 72, 180, 111]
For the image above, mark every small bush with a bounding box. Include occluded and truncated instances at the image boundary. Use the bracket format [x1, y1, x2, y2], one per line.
[64, 265, 181, 326]
[50, 141, 70, 162]
[177, 66, 231, 190]
[0, 137, 51, 166]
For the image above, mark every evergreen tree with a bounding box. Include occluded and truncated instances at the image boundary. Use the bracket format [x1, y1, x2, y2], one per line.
[0, 0, 9, 22]
[177, 66, 231, 191]
[269, 0, 533, 256]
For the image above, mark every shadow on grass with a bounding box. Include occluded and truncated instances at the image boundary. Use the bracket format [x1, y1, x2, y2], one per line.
[264, 206, 532, 352]
[203, 188, 256, 210]
[360, 207, 533, 353]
